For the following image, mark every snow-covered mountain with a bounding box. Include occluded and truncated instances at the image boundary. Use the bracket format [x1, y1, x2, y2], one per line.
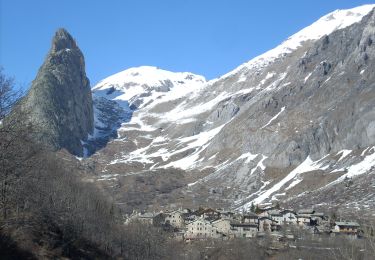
[217, 4, 375, 82]
[88, 4, 375, 216]
[93, 66, 206, 110]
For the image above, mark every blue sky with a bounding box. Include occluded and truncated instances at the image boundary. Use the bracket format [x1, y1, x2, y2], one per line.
[1, 0, 374, 88]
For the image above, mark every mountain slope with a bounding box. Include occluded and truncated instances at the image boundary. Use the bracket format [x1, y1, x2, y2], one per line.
[87, 5, 375, 214]
[22, 29, 94, 156]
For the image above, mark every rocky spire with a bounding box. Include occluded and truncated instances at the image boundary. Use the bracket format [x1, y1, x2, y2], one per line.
[51, 28, 77, 52]
[22, 28, 94, 156]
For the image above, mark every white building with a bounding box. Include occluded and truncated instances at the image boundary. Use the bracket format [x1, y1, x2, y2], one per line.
[296, 214, 311, 227]
[280, 210, 297, 224]
[269, 210, 283, 224]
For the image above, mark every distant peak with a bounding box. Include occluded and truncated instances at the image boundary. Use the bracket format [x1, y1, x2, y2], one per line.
[215, 4, 375, 82]
[51, 28, 77, 52]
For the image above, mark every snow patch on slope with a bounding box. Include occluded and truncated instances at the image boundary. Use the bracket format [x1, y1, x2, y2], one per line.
[337, 149, 352, 162]
[248, 156, 328, 206]
[162, 124, 228, 170]
[237, 152, 259, 164]
[330, 147, 375, 185]
[261, 107, 286, 129]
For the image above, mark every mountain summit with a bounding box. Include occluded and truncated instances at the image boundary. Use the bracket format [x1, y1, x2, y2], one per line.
[22, 28, 94, 156]
[51, 28, 78, 52]
[87, 5, 375, 214]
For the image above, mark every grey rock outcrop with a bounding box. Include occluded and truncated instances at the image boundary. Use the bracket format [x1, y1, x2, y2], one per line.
[85, 6, 375, 213]
[22, 28, 94, 156]
[212, 9, 375, 168]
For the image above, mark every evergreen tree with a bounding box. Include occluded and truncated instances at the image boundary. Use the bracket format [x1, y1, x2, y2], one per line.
[250, 203, 255, 213]
[255, 205, 262, 214]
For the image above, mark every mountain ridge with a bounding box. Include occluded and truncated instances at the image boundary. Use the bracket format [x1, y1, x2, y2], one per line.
[85, 4, 375, 214]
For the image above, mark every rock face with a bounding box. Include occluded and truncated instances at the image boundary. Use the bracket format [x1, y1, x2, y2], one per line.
[23, 28, 93, 156]
[85, 5, 375, 214]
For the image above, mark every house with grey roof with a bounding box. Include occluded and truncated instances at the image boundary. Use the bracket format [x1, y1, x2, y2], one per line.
[280, 209, 297, 224]
[165, 209, 185, 228]
[229, 222, 258, 238]
[242, 212, 259, 225]
[333, 221, 361, 236]
[258, 216, 280, 232]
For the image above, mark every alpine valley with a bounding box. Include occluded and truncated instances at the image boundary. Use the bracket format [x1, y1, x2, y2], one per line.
[26, 5, 375, 219]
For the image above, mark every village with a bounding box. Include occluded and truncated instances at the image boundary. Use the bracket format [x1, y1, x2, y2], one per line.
[124, 204, 363, 242]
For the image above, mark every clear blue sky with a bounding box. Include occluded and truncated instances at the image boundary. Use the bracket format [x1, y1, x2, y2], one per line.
[1, 0, 374, 88]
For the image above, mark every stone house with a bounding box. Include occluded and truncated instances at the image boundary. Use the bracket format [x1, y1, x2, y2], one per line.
[165, 210, 185, 228]
[230, 222, 258, 238]
[242, 213, 259, 225]
[138, 212, 155, 225]
[125, 211, 155, 225]
[185, 218, 217, 239]
[196, 208, 221, 221]
[258, 216, 279, 232]
[296, 214, 312, 227]
[257, 206, 277, 218]
[153, 212, 167, 226]
[212, 218, 231, 237]
[219, 210, 235, 219]
[333, 221, 360, 236]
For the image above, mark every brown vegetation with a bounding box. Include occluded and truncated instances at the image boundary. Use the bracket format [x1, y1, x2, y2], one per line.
[1, 69, 374, 259]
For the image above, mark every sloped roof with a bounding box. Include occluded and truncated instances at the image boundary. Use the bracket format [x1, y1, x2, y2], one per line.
[297, 209, 315, 214]
[297, 214, 311, 218]
[139, 212, 155, 218]
[243, 212, 259, 218]
[280, 209, 296, 215]
[311, 212, 325, 217]
[268, 210, 281, 216]
[230, 221, 258, 227]
[259, 216, 277, 222]
[335, 221, 360, 227]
